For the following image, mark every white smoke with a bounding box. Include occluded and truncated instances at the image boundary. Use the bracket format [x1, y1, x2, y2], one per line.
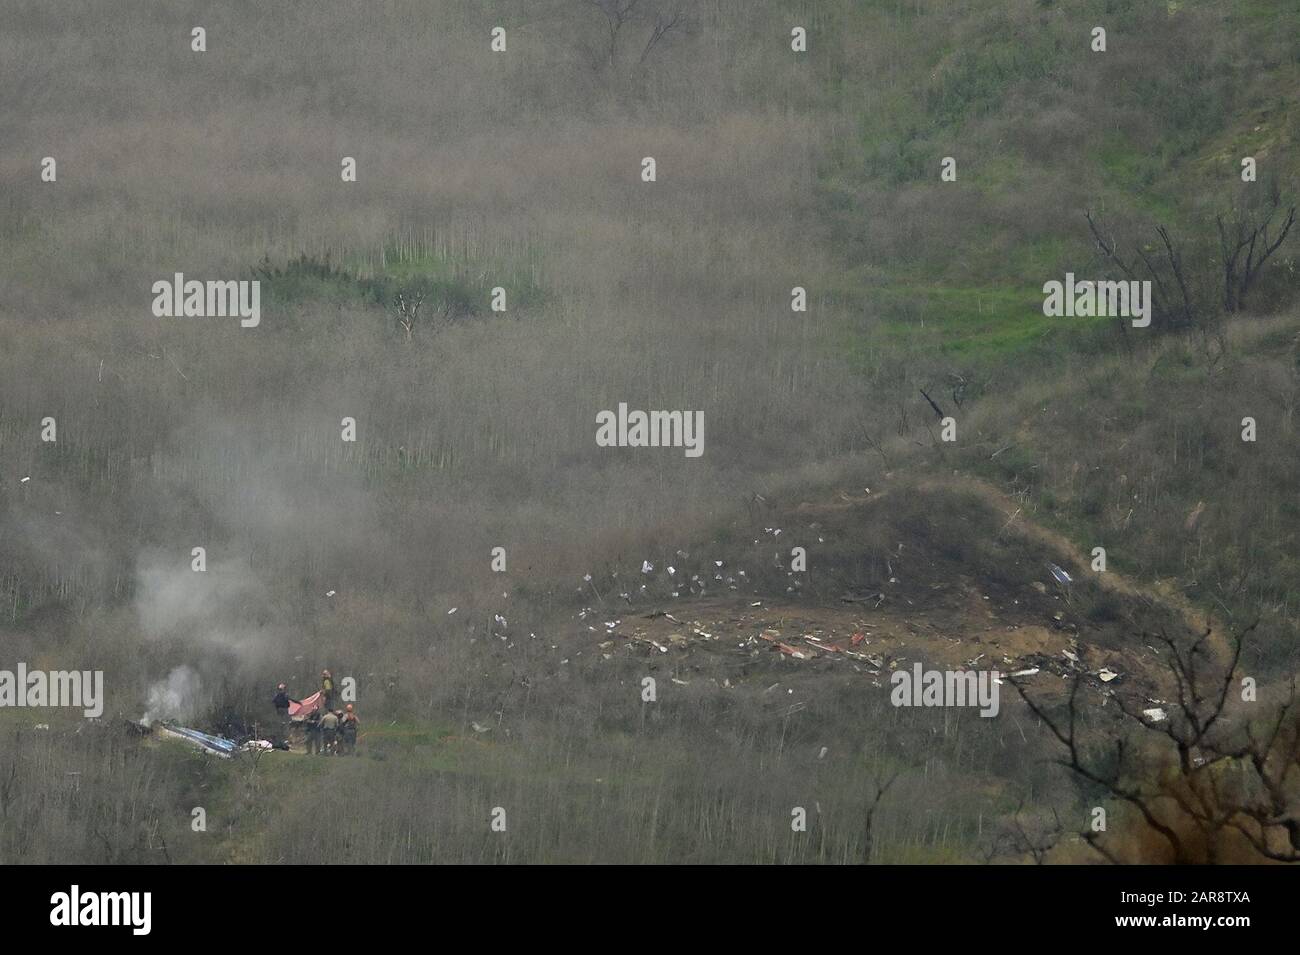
[142, 665, 203, 726]
[134, 553, 274, 659]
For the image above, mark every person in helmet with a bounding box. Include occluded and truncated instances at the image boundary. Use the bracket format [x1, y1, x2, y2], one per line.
[319, 706, 339, 755]
[272, 682, 293, 734]
[320, 669, 335, 709]
[339, 703, 360, 756]
[304, 706, 323, 756]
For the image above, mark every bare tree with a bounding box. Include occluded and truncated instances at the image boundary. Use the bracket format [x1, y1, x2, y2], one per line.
[862, 771, 898, 864]
[981, 798, 1065, 864]
[639, 3, 686, 65]
[584, 0, 643, 69]
[948, 372, 968, 410]
[1010, 618, 1300, 864]
[1216, 185, 1296, 313]
[1086, 210, 1197, 332]
[581, 0, 686, 70]
[859, 423, 890, 466]
[394, 289, 425, 343]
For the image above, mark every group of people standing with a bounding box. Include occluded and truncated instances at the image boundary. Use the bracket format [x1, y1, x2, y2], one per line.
[271, 669, 361, 756]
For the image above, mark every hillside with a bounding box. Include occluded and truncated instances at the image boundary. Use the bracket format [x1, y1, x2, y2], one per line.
[0, 0, 1296, 865]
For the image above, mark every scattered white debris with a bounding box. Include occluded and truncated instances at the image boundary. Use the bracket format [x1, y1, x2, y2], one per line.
[1143, 707, 1168, 723]
[1098, 668, 1118, 682]
[1062, 649, 1079, 663]
[1011, 668, 1040, 677]
[642, 561, 654, 574]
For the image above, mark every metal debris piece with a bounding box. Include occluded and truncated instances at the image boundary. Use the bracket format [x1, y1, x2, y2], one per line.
[1048, 562, 1073, 585]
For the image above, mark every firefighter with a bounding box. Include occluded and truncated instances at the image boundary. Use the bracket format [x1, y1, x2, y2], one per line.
[304, 706, 322, 755]
[339, 703, 359, 756]
[272, 682, 292, 729]
[319, 707, 339, 755]
[320, 669, 335, 709]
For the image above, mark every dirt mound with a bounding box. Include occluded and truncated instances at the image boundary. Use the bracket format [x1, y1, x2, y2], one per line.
[569, 474, 1201, 708]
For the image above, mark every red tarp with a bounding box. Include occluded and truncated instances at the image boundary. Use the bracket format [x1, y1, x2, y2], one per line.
[288, 692, 322, 719]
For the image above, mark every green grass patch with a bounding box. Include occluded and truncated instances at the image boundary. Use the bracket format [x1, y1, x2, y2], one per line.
[251, 244, 545, 319]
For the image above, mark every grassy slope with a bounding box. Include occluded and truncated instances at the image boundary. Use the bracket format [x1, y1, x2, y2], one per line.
[126, 0, 1300, 864]
[2, 0, 1297, 864]
[817, 0, 1300, 659]
[819, 0, 1300, 367]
